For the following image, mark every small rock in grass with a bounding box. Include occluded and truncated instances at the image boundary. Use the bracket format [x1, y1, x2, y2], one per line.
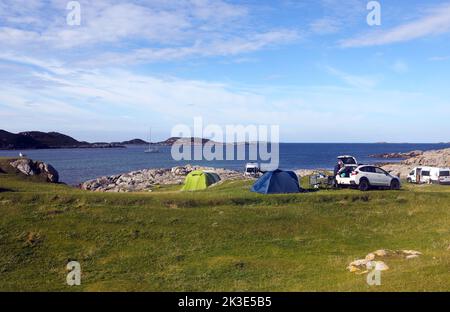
[349, 259, 369, 267]
[406, 255, 419, 260]
[374, 249, 388, 257]
[365, 253, 375, 261]
[374, 261, 389, 271]
[347, 265, 359, 273]
[402, 250, 422, 256]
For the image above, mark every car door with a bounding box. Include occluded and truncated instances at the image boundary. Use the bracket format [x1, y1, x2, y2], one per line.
[364, 166, 379, 185]
[375, 167, 391, 186]
[362, 166, 377, 185]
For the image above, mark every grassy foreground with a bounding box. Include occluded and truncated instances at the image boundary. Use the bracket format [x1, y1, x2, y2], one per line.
[1, 163, 450, 291]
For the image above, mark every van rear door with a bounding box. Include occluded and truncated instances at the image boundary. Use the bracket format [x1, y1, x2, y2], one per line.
[439, 170, 450, 184]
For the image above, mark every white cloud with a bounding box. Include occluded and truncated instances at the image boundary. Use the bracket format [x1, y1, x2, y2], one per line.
[340, 3, 450, 47]
[309, 18, 341, 34]
[429, 55, 450, 61]
[76, 29, 300, 65]
[324, 66, 379, 89]
[308, 0, 367, 35]
[3, 54, 445, 142]
[0, 0, 298, 64]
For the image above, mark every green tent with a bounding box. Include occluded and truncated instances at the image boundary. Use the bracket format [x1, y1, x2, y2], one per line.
[181, 170, 221, 191]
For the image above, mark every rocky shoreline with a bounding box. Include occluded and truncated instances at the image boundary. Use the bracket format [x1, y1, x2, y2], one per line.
[381, 148, 450, 177]
[80, 148, 450, 192]
[80, 165, 248, 192]
[8, 147, 448, 192]
[369, 150, 424, 159]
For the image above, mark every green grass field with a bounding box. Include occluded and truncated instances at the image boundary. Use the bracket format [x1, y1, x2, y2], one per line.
[1, 159, 449, 291]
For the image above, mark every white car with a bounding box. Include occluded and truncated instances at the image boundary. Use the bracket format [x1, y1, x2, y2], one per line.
[335, 165, 358, 187]
[349, 165, 401, 191]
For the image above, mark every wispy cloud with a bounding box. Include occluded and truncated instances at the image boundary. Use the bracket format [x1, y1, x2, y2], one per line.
[0, 0, 299, 65]
[324, 66, 379, 89]
[309, 18, 341, 35]
[2, 54, 438, 142]
[308, 0, 366, 35]
[83, 29, 300, 65]
[429, 55, 450, 61]
[340, 3, 450, 47]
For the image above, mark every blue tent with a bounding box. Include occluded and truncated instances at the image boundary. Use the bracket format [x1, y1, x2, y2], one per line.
[251, 169, 302, 194]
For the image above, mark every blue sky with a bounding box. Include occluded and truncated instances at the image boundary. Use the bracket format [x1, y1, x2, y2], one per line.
[0, 0, 449, 142]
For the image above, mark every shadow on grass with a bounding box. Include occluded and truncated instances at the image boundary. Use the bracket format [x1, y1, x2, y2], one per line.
[301, 188, 320, 193]
[0, 188, 12, 193]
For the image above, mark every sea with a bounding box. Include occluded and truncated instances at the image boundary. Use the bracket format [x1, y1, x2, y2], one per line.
[1, 143, 449, 185]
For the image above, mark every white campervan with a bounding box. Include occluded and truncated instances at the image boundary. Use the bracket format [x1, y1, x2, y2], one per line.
[430, 167, 450, 185]
[244, 163, 261, 177]
[407, 167, 434, 184]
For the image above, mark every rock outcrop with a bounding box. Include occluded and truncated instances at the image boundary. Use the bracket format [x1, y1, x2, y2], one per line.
[382, 148, 450, 178]
[347, 249, 422, 274]
[370, 150, 423, 159]
[9, 158, 59, 183]
[80, 165, 245, 192]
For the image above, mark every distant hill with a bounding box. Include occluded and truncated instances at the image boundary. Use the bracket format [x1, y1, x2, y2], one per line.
[155, 137, 216, 145]
[0, 130, 47, 149]
[19, 131, 90, 148]
[0, 130, 224, 150]
[119, 139, 148, 145]
[0, 130, 124, 150]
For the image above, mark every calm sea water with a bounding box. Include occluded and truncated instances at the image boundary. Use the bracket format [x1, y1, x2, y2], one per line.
[1, 143, 449, 185]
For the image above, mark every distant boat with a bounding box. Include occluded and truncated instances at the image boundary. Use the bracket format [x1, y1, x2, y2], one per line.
[144, 128, 159, 153]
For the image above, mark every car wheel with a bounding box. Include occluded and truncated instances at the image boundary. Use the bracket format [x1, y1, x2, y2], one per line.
[390, 179, 400, 190]
[359, 179, 370, 192]
[406, 178, 411, 183]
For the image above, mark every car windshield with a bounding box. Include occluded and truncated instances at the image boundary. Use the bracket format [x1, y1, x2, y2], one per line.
[440, 171, 450, 177]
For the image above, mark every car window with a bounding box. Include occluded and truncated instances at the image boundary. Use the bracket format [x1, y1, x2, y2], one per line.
[375, 168, 387, 175]
[440, 171, 450, 177]
[409, 171, 415, 175]
[422, 171, 430, 176]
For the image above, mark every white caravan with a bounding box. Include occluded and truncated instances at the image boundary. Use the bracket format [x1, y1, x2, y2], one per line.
[407, 167, 434, 184]
[430, 167, 450, 185]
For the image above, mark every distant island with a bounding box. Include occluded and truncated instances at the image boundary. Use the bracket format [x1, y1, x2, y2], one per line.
[0, 130, 221, 150]
[0, 130, 125, 150]
[115, 138, 148, 145]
